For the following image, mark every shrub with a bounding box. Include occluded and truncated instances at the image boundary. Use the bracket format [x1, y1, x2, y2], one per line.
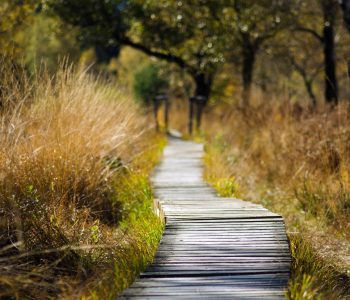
[133, 64, 168, 105]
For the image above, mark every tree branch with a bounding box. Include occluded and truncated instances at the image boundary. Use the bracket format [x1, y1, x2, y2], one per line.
[121, 37, 192, 71]
[254, 31, 278, 48]
[289, 55, 307, 77]
[293, 27, 324, 43]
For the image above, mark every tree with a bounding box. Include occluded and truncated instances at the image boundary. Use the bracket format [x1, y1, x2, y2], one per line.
[48, 0, 126, 64]
[49, 0, 227, 104]
[340, 0, 350, 91]
[225, 0, 293, 105]
[295, 0, 339, 104]
[22, 11, 82, 74]
[341, 0, 350, 30]
[0, 0, 38, 58]
[249, 30, 319, 106]
[0, 1, 39, 108]
[322, 0, 338, 104]
[289, 52, 322, 107]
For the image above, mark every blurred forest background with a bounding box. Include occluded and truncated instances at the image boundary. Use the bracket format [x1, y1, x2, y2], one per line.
[2, 0, 350, 108]
[2, 1, 350, 299]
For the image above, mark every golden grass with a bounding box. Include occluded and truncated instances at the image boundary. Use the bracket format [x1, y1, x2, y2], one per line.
[200, 97, 350, 298]
[204, 101, 350, 234]
[0, 61, 164, 299]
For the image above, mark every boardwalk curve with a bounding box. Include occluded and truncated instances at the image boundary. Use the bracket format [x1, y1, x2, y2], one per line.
[121, 138, 291, 299]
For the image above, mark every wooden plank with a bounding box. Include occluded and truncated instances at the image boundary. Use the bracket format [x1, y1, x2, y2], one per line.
[141, 269, 290, 278]
[121, 139, 290, 299]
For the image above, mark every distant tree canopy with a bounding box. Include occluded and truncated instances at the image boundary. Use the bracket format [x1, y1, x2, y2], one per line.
[0, 0, 38, 58]
[49, 0, 300, 106]
[48, 0, 127, 64]
[292, 0, 339, 104]
[1, 0, 349, 108]
[49, 0, 228, 103]
[226, 0, 294, 104]
[127, 0, 227, 102]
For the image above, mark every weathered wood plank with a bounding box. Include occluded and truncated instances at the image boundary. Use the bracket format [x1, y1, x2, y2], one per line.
[121, 139, 290, 299]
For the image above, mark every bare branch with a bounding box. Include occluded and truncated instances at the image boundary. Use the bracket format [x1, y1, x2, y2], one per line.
[121, 37, 192, 71]
[293, 27, 324, 43]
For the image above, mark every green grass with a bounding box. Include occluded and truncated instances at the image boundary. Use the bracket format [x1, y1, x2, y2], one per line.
[85, 137, 167, 299]
[87, 172, 165, 299]
[286, 234, 350, 300]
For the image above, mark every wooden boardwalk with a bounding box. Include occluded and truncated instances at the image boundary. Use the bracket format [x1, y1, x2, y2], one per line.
[121, 139, 291, 299]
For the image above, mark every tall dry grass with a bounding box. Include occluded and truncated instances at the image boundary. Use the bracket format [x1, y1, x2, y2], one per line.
[0, 62, 155, 298]
[202, 96, 350, 298]
[204, 100, 350, 235]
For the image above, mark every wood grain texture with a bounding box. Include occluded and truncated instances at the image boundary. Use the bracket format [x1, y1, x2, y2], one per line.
[121, 139, 290, 299]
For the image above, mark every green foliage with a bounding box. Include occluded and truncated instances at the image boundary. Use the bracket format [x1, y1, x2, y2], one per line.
[21, 12, 81, 74]
[88, 137, 166, 299]
[287, 274, 321, 300]
[0, 2, 82, 72]
[48, 0, 127, 56]
[48, 0, 231, 100]
[204, 135, 241, 198]
[133, 64, 168, 105]
[286, 234, 350, 300]
[130, 0, 226, 71]
[48, 0, 344, 104]
[286, 235, 323, 300]
[213, 177, 239, 198]
[0, 0, 38, 58]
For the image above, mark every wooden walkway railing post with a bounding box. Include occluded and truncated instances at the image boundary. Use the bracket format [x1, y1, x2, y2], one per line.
[188, 96, 195, 135]
[195, 95, 206, 131]
[153, 94, 170, 132]
[164, 96, 170, 131]
[153, 96, 160, 132]
[188, 95, 207, 135]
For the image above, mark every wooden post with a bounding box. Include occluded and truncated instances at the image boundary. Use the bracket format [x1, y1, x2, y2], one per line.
[195, 95, 206, 131]
[155, 94, 169, 132]
[188, 97, 195, 135]
[153, 97, 159, 132]
[164, 96, 170, 132]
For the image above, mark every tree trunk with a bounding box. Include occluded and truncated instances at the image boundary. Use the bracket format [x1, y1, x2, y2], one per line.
[290, 58, 317, 108]
[188, 73, 212, 134]
[305, 79, 317, 108]
[152, 98, 159, 132]
[341, 0, 350, 31]
[194, 73, 212, 102]
[241, 38, 257, 106]
[323, 1, 338, 104]
[195, 97, 205, 131]
[347, 60, 350, 101]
